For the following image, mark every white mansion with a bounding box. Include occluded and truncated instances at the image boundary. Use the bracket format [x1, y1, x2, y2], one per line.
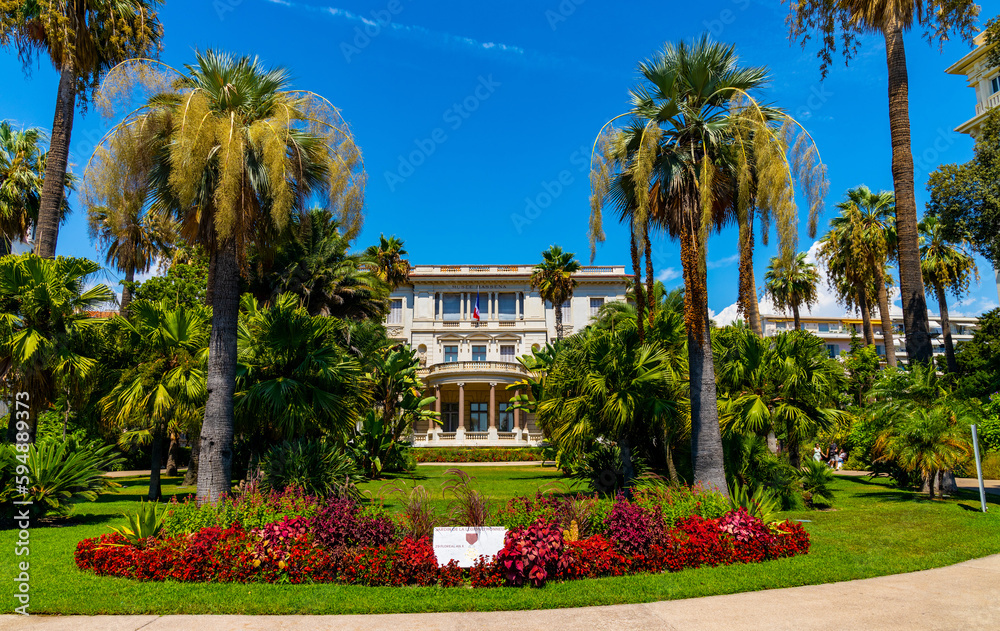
[386, 264, 628, 447]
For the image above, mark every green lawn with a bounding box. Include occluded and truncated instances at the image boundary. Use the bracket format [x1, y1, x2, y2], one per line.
[4, 467, 999, 615]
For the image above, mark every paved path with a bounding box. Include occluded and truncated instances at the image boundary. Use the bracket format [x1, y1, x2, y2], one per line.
[4, 554, 998, 630]
[417, 460, 548, 467]
[837, 470, 1000, 496]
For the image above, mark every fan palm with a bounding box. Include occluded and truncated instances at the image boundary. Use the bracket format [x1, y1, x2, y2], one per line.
[0, 122, 43, 255]
[919, 216, 978, 373]
[0, 0, 163, 258]
[784, 0, 980, 364]
[101, 300, 208, 499]
[764, 251, 820, 332]
[530, 245, 580, 340]
[89, 50, 366, 501]
[365, 234, 410, 290]
[875, 405, 971, 499]
[0, 254, 113, 441]
[589, 35, 827, 494]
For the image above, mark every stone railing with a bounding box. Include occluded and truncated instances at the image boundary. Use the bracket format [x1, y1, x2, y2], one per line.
[422, 360, 529, 377]
[409, 264, 626, 275]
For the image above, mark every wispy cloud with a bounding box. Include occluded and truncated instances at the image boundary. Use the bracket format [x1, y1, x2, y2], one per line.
[656, 267, 681, 282]
[264, 0, 563, 67]
[706, 253, 740, 270]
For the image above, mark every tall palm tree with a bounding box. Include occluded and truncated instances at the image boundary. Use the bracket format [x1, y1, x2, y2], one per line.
[0, 122, 43, 255]
[589, 36, 826, 494]
[764, 251, 820, 332]
[0, 0, 164, 258]
[365, 235, 410, 290]
[91, 50, 366, 502]
[785, 0, 980, 364]
[530, 245, 580, 340]
[102, 299, 208, 499]
[919, 216, 978, 373]
[0, 254, 114, 441]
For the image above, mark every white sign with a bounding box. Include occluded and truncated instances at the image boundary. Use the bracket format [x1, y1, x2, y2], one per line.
[432, 527, 507, 567]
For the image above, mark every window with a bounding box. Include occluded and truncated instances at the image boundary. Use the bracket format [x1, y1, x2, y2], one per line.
[442, 293, 462, 320]
[469, 402, 488, 432]
[559, 300, 571, 321]
[497, 292, 517, 321]
[442, 402, 459, 432]
[471, 345, 487, 361]
[498, 402, 514, 432]
[444, 345, 458, 363]
[818, 323, 830, 333]
[825, 344, 837, 358]
[993, 76, 1000, 94]
[776, 321, 787, 330]
[875, 345, 885, 356]
[500, 345, 516, 362]
[387, 298, 403, 324]
[590, 297, 604, 317]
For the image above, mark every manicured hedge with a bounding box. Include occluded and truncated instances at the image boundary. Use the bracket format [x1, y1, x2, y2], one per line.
[413, 447, 545, 463]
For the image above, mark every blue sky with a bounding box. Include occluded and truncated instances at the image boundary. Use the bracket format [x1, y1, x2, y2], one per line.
[1, 0, 996, 318]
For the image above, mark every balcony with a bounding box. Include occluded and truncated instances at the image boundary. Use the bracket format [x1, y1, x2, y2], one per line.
[975, 92, 1000, 116]
[419, 360, 530, 382]
[411, 430, 545, 447]
[409, 264, 626, 276]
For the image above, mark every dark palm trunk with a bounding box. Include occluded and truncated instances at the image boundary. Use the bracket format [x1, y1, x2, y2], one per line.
[0, 236, 10, 257]
[858, 288, 875, 346]
[35, 64, 76, 259]
[205, 250, 217, 307]
[644, 232, 655, 325]
[629, 227, 646, 342]
[739, 220, 762, 335]
[939, 470, 957, 495]
[148, 422, 164, 501]
[665, 441, 679, 483]
[787, 418, 801, 469]
[183, 432, 200, 486]
[688, 311, 727, 495]
[120, 266, 136, 313]
[554, 301, 564, 340]
[619, 435, 635, 490]
[883, 19, 932, 364]
[165, 432, 181, 476]
[875, 268, 898, 367]
[792, 302, 801, 332]
[935, 282, 957, 373]
[197, 239, 240, 503]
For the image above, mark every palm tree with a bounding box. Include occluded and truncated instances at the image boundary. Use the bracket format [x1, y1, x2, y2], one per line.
[876, 406, 971, 499]
[0, 122, 43, 255]
[102, 299, 208, 499]
[530, 245, 580, 340]
[91, 50, 366, 502]
[919, 216, 978, 373]
[764, 251, 820, 332]
[365, 235, 410, 290]
[252, 209, 387, 319]
[0, 1, 164, 258]
[0, 254, 114, 441]
[588, 36, 826, 494]
[785, 0, 979, 364]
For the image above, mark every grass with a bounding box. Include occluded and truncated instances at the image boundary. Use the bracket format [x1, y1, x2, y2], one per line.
[4, 467, 999, 615]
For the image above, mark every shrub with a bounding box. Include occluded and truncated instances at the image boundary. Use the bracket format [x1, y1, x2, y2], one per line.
[111, 501, 169, 544]
[412, 447, 545, 463]
[2, 438, 123, 520]
[395, 536, 439, 586]
[603, 496, 667, 556]
[799, 459, 836, 508]
[162, 485, 322, 536]
[495, 519, 569, 587]
[494, 492, 599, 534]
[568, 442, 646, 495]
[259, 438, 362, 499]
[727, 481, 781, 523]
[633, 483, 729, 528]
[719, 509, 774, 563]
[384, 483, 439, 540]
[561, 534, 629, 579]
[312, 498, 397, 549]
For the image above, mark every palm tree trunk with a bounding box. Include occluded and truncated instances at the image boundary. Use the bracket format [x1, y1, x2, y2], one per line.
[792, 302, 801, 332]
[875, 268, 897, 367]
[165, 431, 181, 476]
[183, 430, 200, 486]
[629, 227, 646, 342]
[148, 422, 165, 501]
[935, 282, 957, 373]
[205, 249, 217, 307]
[197, 239, 240, 503]
[34, 63, 76, 259]
[858, 288, 875, 346]
[644, 232, 656, 325]
[787, 419, 801, 469]
[619, 435, 635, 489]
[121, 266, 136, 313]
[883, 18, 932, 365]
[555, 301, 563, 340]
[738, 220, 762, 335]
[665, 441, 679, 483]
[0, 236, 10, 257]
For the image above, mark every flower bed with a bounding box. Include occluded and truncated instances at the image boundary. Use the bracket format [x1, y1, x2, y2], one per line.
[76, 492, 809, 587]
[412, 447, 545, 463]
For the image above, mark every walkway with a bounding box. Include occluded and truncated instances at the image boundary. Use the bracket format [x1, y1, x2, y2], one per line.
[4, 554, 998, 630]
[837, 470, 1000, 496]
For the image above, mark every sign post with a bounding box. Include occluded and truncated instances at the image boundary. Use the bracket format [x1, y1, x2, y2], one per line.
[971, 424, 988, 513]
[433, 527, 506, 567]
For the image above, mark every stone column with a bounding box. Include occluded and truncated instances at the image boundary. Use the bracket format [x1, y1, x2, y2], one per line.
[433, 385, 441, 442]
[488, 382, 498, 442]
[515, 292, 521, 320]
[513, 389, 522, 441]
[456, 383, 466, 441]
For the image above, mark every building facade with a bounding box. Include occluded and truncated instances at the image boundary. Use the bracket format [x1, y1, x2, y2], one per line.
[386, 264, 628, 447]
[760, 313, 979, 363]
[946, 30, 999, 139]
